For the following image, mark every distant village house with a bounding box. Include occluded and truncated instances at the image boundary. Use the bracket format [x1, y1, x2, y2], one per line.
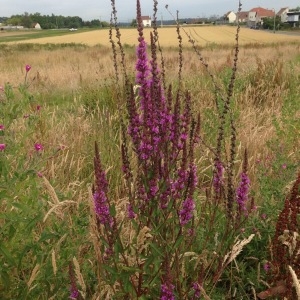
[286, 10, 300, 26]
[236, 11, 248, 23]
[141, 16, 151, 27]
[277, 7, 289, 23]
[224, 11, 236, 23]
[248, 7, 274, 27]
[32, 23, 42, 29]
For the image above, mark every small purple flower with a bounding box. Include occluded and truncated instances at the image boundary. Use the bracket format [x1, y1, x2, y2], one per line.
[36, 105, 41, 111]
[0, 124, 4, 130]
[161, 283, 175, 300]
[34, 143, 44, 151]
[69, 289, 79, 300]
[127, 204, 136, 219]
[263, 262, 271, 272]
[282, 163, 287, 169]
[213, 160, 224, 194]
[192, 282, 201, 298]
[0, 143, 6, 151]
[236, 172, 250, 213]
[37, 171, 43, 178]
[25, 64, 31, 73]
[93, 191, 113, 227]
[69, 263, 79, 300]
[261, 213, 267, 220]
[179, 197, 195, 225]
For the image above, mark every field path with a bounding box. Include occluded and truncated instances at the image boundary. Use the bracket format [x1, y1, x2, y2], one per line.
[7, 26, 300, 47]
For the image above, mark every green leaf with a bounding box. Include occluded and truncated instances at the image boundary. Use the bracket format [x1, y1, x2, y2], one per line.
[0, 243, 15, 266]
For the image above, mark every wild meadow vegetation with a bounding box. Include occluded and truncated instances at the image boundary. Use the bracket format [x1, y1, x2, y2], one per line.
[0, 1, 299, 299]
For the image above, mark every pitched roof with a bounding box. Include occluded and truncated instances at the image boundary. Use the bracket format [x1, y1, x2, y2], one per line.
[225, 11, 235, 17]
[250, 7, 274, 18]
[236, 11, 248, 19]
[277, 7, 289, 16]
[141, 16, 151, 21]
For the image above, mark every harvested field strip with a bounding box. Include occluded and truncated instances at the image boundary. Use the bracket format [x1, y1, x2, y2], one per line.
[5, 26, 300, 47]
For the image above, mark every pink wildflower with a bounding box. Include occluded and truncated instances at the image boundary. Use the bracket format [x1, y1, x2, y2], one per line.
[34, 143, 44, 151]
[25, 64, 31, 72]
[0, 124, 4, 130]
[263, 262, 271, 272]
[0, 143, 6, 151]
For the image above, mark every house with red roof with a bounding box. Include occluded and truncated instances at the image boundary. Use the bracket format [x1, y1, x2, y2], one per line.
[236, 11, 249, 23]
[141, 16, 151, 27]
[248, 7, 275, 27]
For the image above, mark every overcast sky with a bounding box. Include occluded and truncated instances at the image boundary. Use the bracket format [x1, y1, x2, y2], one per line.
[1, 1, 299, 21]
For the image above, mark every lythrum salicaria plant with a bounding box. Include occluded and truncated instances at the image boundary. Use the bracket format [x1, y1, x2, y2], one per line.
[89, 0, 257, 298]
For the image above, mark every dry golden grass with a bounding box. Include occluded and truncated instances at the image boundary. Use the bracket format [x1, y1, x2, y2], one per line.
[5, 26, 300, 47]
[1, 42, 300, 94]
[1, 40, 299, 203]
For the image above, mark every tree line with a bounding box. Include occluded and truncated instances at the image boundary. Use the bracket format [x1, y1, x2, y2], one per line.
[2, 12, 109, 29]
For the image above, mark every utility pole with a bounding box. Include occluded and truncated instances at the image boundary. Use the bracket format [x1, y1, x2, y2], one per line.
[273, 9, 276, 33]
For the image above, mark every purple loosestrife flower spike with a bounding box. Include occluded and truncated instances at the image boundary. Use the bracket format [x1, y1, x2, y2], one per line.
[179, 196, 195, 225]
[93, 142, 113, 227]
[69, 263, 79, 300]
[160, 283, 175, 300]
[192, 282, 201, 298]
[127, 203, 136, 219]
[213, 159, 224, 194]
[236, 172, 250, 213]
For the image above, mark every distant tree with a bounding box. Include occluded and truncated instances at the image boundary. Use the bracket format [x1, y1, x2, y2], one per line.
[131, 18, 137, 27]
[100, 21, 109, 27]
[262, 16, 281, 30]
[7, 16, 22, 26]
[21, 12, 33, 28]
[90, 19, 101, 27]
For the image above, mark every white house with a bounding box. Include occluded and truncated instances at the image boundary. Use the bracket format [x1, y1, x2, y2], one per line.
[33, 23, 42, 29]
[277, 7, 289, 23]
[287, 11, 300, 26]
[224, 11, 236, 23]
[141, 16, 151, 27]
[248, 7, 274, 27]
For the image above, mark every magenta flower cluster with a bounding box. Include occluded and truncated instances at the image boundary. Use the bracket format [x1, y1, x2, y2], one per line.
[236, 172, 250, 213]
[93, 144, 114, 228]
[160, 283, 175, 300]
[213, 160, 224, 194]
[121, 8, 199, 226]
[93, 190, 113, 227]
[192, 282, 201, 298]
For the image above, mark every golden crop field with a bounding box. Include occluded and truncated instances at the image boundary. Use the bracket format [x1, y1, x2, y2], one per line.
[6, 26, 300, 47]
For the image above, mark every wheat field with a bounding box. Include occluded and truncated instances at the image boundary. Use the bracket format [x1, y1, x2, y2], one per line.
[6, 26, 300, 47]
